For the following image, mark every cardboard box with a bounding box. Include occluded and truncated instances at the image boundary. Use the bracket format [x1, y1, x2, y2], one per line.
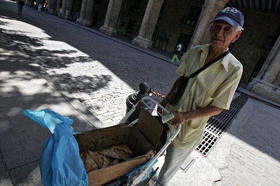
[75, 109, 163, 185]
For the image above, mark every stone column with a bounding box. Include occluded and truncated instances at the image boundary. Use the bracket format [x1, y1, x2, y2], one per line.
[188, 0, 230, 48]
[259, 35, 280, 84]
[250, 34, 280, 103]
[132, 0, 164, 48]
[100, 0, 123, 36]
[77, 0, 94, 26]
[48, 0, 57, 15]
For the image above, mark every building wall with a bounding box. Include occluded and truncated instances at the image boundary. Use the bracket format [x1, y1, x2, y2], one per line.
[67, 0, 202, 52]
[230, 8, 280, 85]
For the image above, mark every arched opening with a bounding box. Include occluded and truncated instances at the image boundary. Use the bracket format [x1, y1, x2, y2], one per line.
[71, 0, 82, 21]
[91, 0, 110, 28]
[152, 0, 204, 54]
[116, 0, 148, 41]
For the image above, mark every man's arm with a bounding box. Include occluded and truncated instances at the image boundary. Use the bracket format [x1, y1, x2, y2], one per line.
[170, 105, 223, 125]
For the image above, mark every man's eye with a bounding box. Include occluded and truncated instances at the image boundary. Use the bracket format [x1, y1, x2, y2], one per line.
[224, 27, 232, 33]
[214, 25, 221, 31]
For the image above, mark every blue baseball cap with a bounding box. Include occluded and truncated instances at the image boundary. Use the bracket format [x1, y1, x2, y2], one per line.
[214, 7, 244, 28]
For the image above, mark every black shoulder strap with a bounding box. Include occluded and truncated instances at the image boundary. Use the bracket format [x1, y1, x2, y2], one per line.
[189, 50, 230, 79]
[168, 50, 230, 105]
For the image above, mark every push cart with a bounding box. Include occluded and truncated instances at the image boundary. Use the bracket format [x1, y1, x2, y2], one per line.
[75, 96, 181, 186]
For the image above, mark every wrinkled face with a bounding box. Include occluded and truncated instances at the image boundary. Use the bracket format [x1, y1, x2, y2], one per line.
[210, 21, 242, 50]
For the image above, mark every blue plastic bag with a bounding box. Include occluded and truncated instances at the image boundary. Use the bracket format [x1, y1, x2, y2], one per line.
[24, 109, 88, 186]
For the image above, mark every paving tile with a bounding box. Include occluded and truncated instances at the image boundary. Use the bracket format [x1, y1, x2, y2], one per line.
[0, 172, 13, 186]
[0, 116, 49, 169]
[0, 154, 6, 174]
[10, 161, 42, 186]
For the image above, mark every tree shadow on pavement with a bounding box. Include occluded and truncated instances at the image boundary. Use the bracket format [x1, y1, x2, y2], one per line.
[0, 15, 111, 185]
[1, 0, 177, 93]
[0, 26, 112, 105]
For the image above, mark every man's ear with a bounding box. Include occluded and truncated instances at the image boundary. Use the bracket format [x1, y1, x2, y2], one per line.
[231, 31, 242, 43]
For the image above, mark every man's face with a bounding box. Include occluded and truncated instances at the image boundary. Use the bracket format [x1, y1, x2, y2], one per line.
[210, 21, 242, 50]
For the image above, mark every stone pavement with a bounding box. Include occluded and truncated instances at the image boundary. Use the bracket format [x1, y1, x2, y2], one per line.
[0, 0, 178, 127]
[0, 55, 96, 185]
[1, 0, 280, 186]
[163, 98, 280, 186]
[207, 98, 280, 186]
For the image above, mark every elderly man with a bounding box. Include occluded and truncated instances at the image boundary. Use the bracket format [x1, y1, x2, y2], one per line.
[156, 7, 244, 185]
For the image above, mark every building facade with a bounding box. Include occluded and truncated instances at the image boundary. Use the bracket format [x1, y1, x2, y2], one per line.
[33, 0, 280, 103]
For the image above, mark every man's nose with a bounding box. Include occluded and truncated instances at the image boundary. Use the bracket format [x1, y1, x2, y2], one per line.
[216, 27, 224, 36]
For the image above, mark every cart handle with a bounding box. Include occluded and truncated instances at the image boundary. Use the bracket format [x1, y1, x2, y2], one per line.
[141, 96, 170, 116]
[129, 96, 182, 186]
[120, 94, 170, 125]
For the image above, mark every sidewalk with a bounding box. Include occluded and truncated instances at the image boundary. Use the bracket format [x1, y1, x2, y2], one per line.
[163, 97, 280, 186]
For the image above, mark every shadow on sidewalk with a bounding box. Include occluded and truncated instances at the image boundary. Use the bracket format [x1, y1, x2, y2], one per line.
[0, 20, 112, 107]
[0, 15, 110, 185]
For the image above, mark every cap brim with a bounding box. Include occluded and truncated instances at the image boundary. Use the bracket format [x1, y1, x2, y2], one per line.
[214, 16, 240, 27]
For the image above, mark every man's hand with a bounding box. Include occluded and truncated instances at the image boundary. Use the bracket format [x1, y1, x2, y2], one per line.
[158, 98, 169, 114]
[170, 111, 187, 125]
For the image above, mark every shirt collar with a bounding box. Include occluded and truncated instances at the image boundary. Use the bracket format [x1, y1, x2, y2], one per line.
[200, 44, 210, 67]
[201, 45, 230, 72]
[221, 52, 230, 72]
